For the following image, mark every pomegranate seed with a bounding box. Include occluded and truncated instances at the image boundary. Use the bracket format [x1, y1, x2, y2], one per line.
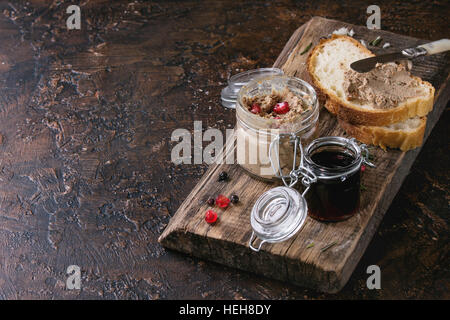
[361, 165, 366, 172]
[205, 210, 218, 224]
[250, 103, 261, 114]
[273, 101, 290, 114]
[215, 194, 230, 208]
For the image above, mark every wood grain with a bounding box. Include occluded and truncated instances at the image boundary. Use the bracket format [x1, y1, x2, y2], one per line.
[159, 17, 450, 293]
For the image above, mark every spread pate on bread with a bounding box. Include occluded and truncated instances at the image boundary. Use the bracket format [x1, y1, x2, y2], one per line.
[343, 62, 423, 109]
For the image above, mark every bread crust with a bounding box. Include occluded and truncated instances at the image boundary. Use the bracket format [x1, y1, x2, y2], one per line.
[323, 96, 338, 115]
[338, 117, 426, 151]
[326, 99, 426, 151]
[307, 35, 435, 126]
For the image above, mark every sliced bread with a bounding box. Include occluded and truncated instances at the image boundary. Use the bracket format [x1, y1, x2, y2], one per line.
[326, 98, 427, 151]
[307, 35, 435, 126]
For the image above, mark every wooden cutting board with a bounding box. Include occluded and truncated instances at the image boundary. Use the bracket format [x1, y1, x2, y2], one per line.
[159, 17, 450, 293]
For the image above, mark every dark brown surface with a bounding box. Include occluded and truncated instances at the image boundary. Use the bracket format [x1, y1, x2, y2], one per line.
[0, 0, 448, 299]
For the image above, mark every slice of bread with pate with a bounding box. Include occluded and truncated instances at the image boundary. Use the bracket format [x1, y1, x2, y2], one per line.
[307, 35, 435, 127]
[325, 99, 427, 151]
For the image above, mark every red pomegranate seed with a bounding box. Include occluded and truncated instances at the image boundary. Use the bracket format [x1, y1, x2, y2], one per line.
[205, 210, 218, 224]
[250, 103, 261, 114]
[361, 165, 366, 172]
[215, 194, 230, 208]
[273, 101, 290, 114]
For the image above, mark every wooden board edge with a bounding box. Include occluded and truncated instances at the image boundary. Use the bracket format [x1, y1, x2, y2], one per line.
[158, 131, 238, 244]
[273, 19, 310, 68]
[303, 16, 433, 43]
[157, 163, 221, 243]
[159, 222, 343, 292]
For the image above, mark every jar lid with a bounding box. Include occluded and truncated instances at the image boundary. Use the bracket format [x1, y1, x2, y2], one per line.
[221, 68, 284, 109]
[249, 186, 307, 251]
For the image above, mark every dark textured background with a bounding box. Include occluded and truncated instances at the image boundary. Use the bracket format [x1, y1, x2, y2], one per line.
[0, 0, 448, 299]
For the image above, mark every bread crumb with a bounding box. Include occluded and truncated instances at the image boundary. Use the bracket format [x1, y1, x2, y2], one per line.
[332, 27, 349, 36]
[332, 27, 355, 37]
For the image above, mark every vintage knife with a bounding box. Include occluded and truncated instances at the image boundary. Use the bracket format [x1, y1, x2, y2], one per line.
[350, 39, 450, 73]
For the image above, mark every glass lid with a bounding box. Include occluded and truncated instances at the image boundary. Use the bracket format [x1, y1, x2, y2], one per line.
[249, 186, 307, 251]
[221, 68, 284, 109]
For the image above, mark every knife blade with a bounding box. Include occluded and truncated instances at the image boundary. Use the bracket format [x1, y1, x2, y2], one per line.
[350, 39, 450, 73]
[350, 52, 406, 73]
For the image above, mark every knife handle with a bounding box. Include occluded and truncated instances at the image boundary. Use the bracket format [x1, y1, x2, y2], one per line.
[418, 39, 450, 55]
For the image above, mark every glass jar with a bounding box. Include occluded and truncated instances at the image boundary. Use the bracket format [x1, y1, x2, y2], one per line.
[303, 137, 364, 222]
[235, 75, 319, 180]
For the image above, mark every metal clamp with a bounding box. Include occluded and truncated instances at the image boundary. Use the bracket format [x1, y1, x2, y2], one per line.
[402, 46, 427, 59]
[360, 143, 376, 168]
[269, 133, 317, 194]
[269, 136, 376, 193]
[248, 232, 267, 252]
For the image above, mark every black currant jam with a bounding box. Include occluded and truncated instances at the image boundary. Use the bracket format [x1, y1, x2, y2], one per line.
[305, 148, 361, 222]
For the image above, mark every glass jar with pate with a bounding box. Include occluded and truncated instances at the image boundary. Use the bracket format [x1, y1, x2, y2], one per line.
[235, 75, 319, 180]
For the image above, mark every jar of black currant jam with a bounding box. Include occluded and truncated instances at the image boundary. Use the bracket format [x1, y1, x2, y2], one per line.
[303, 137, 370, 222]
